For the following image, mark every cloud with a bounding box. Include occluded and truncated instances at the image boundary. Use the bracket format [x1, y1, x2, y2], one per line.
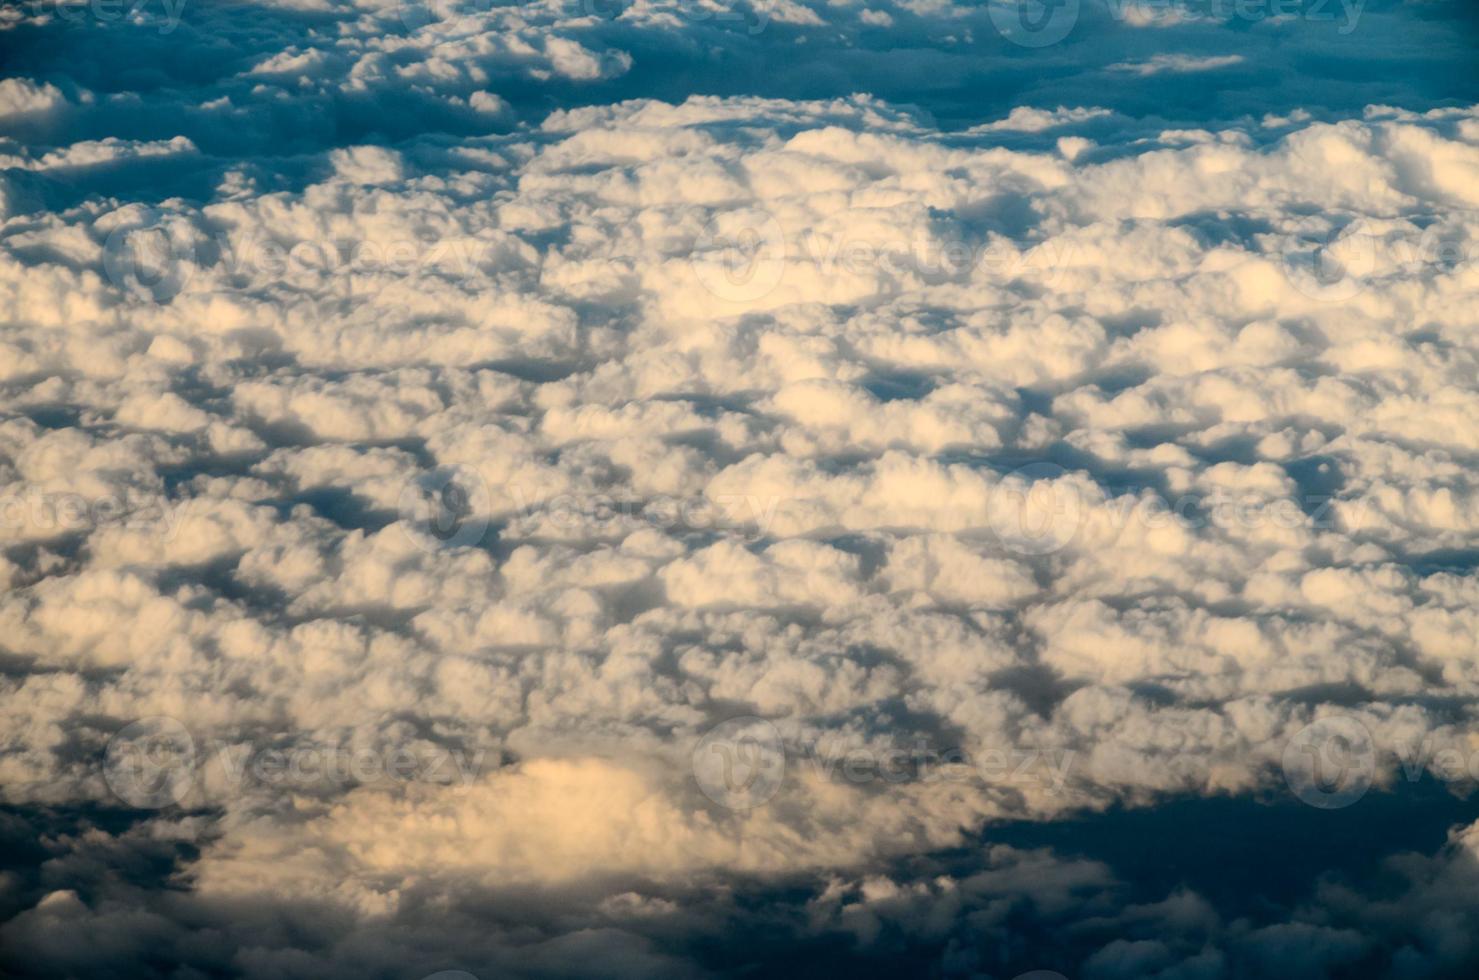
[1, 0, 1478, 974]
[1107, 53, 1246, 75]
[0, 78, 69, 128]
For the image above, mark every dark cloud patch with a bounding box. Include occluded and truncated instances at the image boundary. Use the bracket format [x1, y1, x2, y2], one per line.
[8, 784, 1479, 978]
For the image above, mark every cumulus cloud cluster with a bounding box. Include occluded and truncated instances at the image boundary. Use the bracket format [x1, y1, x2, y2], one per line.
[1, 0, 1477, 977]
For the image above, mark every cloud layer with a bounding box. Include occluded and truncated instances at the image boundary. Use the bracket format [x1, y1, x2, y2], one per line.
[1, 0, 1478, 977]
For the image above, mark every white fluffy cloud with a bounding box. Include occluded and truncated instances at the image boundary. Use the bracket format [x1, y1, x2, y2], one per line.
[2, 0, 1478, 975]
